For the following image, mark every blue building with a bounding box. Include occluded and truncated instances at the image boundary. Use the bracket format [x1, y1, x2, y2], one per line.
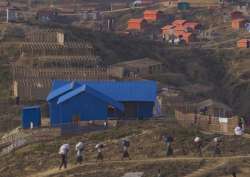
[22, 106, 41, 129]
[47, 82, 81, 127]
[57, 85, 124, 124]
[47, 80, 157, 126]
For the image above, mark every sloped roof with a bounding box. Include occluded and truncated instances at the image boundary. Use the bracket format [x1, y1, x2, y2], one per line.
[238, 39, 249, 43]
[144, 10, 160, 15]
[47, 82, 80, 101]
[52, 80, 157, 102]
[197, 99, 232, 111]
[161, 25, 175, 30]
[128, 18, 145, 23]
[57, 85, 124, 111]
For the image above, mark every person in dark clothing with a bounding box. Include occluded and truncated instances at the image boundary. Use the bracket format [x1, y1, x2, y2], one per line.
[232, 172, 237, 177]
[213, 137, 221, 157]
[194, 136, 202, 157]
[164, 134, 174, 156]
[121, 139, 131, 160]
[96, 143, 104, 162]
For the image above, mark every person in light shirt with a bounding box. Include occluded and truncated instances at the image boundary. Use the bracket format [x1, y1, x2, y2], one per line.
[75, 141, 84, 165]
[58, 144, 70, 170]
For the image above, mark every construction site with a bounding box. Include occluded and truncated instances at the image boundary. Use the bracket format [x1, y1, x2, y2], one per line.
[0, 0, 250, 177]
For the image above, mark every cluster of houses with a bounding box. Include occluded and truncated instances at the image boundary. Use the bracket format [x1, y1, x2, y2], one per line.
[161, 19, 201, 44]
[127, 9, 200, 44]
[230, 9, 250, 48]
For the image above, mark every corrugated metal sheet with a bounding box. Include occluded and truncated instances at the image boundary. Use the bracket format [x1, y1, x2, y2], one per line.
[22, 106, 41, 129]
[47, 82, 81, 127]
[57, 85, 124, 111]
[47, 81, 80, 101]
[51, 80, 157, 102]
[58, 88, 109, 122]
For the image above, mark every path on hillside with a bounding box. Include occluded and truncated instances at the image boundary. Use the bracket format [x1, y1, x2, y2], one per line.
[28, 155, 250, 177]
[184, 159, 226, 177]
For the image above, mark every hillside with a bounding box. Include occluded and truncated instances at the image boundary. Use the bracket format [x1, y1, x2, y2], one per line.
[1, 120, 250, 177]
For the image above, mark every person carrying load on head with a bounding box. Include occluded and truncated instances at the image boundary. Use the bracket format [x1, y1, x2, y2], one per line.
[58, 144, 70, 170]
[213, 137, 222, 157]
[234, 124, 244, 136]
[75, 141, 84, 165]
[121, 138, 131, 160]
[95, 143, 104, 162]
[194, 136, 202, 157]
[164, 134, 174, 156]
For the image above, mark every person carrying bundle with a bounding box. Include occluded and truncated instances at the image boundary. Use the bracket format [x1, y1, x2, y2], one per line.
[121, 138, 131, 160]
[234, 124, 244, 136]
[194, 136, 202, 157]
[75, 141, 84, 165]
[164, 134, 174, 156]
[58, 144, 70, 170]
[213, 137, 222, 157]
[95, 143, 104, 162]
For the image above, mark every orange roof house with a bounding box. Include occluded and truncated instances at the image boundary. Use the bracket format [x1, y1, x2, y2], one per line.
[232, 18, 246, 30]
[143, 10, 162, 22]
[172, 19, 187, 27]
[127, 18, 147, 31]
[237, 39, 249, 48]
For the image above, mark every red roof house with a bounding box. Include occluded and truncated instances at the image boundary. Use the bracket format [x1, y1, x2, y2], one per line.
[232, 18, 246, 30]
[237, 39, 249, 48]
[143, 10, 162, 22]
[127, 18, 147, 31]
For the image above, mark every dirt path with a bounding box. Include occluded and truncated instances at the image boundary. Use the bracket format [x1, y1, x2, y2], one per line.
[184, 159, 227, 177]
[28, 155, 250, 177]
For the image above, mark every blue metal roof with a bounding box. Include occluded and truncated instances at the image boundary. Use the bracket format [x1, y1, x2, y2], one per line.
[52, 80, 157, 102]
[47, 81, 80, 101]
[57, 84, 124, 111]
[23, 105, 40, 110]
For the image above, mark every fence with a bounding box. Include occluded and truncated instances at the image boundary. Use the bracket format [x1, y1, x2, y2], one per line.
[175, 110, 239, 135]
[0, 127, 60, 156]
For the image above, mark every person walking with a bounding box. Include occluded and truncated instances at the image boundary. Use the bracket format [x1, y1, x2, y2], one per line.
[234, 124, 244, 136]
[95, 143, 104, 162]
[164, 134, 174, 156]
[194, 136, 202, 157]
[58, 144, 70, 170]
[213, 137, 221, 157]
[121, 138, 131, 160]
[75, 141, 84, 165]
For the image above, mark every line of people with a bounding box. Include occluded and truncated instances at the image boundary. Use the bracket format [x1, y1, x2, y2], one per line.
[58, 138, 130, 170]
[164, 134, 223, 157]
[58, 123, 245, 171]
